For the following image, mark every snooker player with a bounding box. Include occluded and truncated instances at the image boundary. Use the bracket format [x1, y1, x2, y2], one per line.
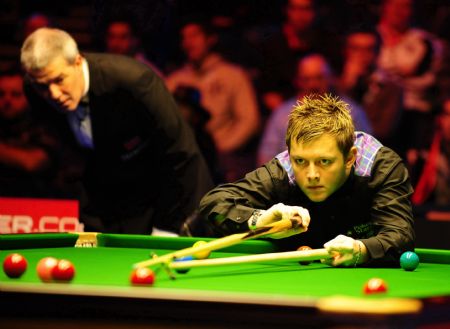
[199, 94, 415, 266]
[20, 28, 214, 235]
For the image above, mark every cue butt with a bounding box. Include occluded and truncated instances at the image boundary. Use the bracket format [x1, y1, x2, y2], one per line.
[169, 248, 332, 269]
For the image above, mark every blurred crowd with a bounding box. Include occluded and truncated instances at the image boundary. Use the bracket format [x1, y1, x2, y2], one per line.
[1, 0, 449, 208]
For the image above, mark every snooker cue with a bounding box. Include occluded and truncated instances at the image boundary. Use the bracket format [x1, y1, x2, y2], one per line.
[133, 217, 303, 269]
[168, 248, 331, 269]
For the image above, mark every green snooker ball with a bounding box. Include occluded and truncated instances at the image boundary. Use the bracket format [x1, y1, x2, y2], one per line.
[400, 251, 420, 271]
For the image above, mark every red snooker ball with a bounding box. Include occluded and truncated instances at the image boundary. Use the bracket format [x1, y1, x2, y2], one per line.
[36, 257, 59, 282]
[130, 268, 155, 285]
[52, 259, 75, 281]
[3, 253, 27, 278]
[363, 278, 388, 294]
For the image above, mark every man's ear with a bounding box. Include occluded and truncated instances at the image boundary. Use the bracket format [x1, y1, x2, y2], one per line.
[346, 146, 357, 169]
[74, 54, 83, 66]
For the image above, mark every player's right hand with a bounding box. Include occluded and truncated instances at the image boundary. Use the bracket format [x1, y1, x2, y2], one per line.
[247, 203, 310, 239]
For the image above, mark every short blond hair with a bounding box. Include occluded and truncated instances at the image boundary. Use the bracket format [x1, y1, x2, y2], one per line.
[286, 93, 355, 156]
[21, 27, 79, 72]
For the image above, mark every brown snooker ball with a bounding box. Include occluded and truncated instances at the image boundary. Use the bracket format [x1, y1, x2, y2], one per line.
[297, 246, 313, 265]
[36, 257, 58, 282]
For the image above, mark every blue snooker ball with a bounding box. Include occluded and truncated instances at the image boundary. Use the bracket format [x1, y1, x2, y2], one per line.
[400, 251, 420, 271]
[173, 255, 194, 274]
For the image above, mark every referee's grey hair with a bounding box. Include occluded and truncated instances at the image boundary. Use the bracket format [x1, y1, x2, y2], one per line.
[21, 27, 79, 71]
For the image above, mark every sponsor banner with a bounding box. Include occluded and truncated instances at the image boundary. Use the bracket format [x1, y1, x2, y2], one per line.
[0, 197, 82, 233]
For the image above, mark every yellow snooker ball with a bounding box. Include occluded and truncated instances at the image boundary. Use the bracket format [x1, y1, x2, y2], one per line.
[192, 241, 211, 260]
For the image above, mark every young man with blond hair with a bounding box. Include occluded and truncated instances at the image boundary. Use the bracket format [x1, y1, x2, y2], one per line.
[200, 94, 415, 266]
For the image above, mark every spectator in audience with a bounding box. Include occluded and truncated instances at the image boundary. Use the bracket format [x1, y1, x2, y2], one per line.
[411, 97, 450, 207]
[166, 18, 261, 182]
[21, 12, 53, 40]
[338, 27, 403, 146]
[258, 0, 339, 112]
[0, 67, 59, 197]
[20, 28, 213, 235]
[377, 0, 444, 156]
[258, 54, 372, 165]
[104, 18, 164, 77]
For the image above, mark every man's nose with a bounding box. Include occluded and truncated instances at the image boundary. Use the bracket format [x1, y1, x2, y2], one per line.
[306, 164, 319, 180]
[48, 84, 61, 100]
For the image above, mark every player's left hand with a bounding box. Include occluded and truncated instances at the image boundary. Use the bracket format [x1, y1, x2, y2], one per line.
[322, 235, 365, 267]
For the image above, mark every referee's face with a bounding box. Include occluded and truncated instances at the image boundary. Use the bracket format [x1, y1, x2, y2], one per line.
[27, 54, 85, 112]
[289, 134, 356, 202]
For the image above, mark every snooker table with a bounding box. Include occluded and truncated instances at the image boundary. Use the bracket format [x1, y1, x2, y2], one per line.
[1, 233, 449, 329]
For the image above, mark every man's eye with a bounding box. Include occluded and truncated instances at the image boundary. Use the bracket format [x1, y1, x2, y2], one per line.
[295, 159, 305, 165]
[54, 77, 64, 84]
[320, 159, 332, 165]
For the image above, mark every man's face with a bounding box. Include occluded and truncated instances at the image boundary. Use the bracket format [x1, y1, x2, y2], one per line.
[286, 0, 315, 32]
[27, 54, 84, 112]
[345, 33, 378, 68]
[289, 134, 356, 202]
[0, 75, 29, 119]
[296, 56, 330, 94]
[181, 24, 214, 63]
[382, 0, 412, 31]
[106, 22, 135, 55]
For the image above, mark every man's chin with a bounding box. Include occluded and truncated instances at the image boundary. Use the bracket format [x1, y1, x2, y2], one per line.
[54, 103, 76, 112]
[310, 197, 327, 203]
[66, 105, 77, 111]
[305, 191, 329, 203]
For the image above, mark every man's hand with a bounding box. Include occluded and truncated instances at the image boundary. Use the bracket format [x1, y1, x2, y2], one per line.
[322, 235, 368, 267]
[248, 203, 310, 239]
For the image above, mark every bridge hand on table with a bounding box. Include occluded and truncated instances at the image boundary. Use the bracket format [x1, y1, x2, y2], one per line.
[322, 234, 366, 267]
[247, 203, 310, 239]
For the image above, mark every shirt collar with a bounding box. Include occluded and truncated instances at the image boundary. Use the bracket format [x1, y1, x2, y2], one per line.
[82, 57, 89, 97]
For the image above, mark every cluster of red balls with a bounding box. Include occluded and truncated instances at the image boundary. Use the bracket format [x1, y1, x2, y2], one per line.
[2, 253, 75, 282]
[2, 252, 155, 286]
